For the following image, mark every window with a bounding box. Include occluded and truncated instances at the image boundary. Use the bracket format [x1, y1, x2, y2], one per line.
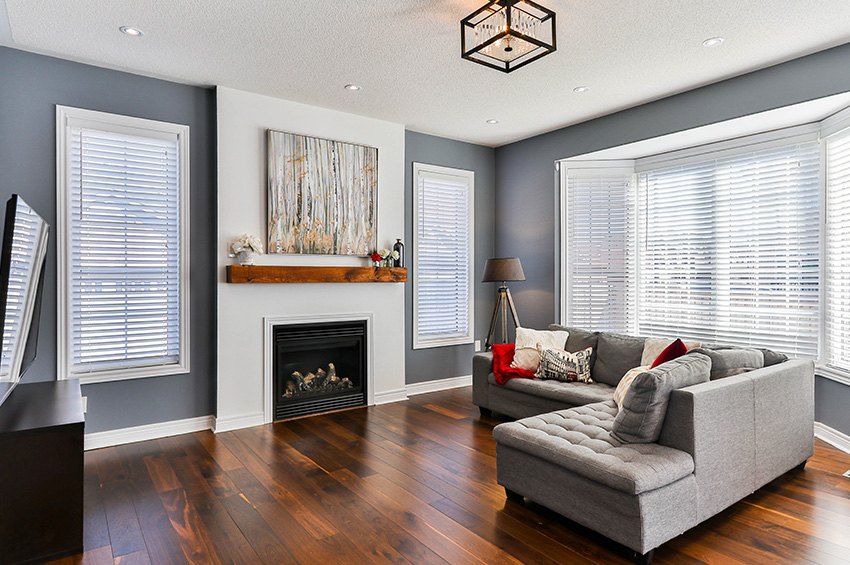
[824, 119, 850, 372]
[56, 106, 189, 383]
[561, 162, 636, 333]
[413, 163, 474, 349]
[636, 138, 821, 356]
[561, 126, 825, 359]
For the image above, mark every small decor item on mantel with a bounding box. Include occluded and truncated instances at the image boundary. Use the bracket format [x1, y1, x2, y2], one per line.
[377, 248, 399, 267]
[230, 233, 264, 266]
[393, 238, 404, 267]
[370, 251, 382, 267]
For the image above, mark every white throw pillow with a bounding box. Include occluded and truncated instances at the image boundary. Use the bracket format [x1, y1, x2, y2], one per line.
[640, 337, 701, 367]
[614, 366, 650, 409]
[511, 327, 569, 372]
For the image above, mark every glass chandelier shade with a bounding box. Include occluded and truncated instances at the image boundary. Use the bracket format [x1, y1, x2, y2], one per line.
[461, 0, 556, 73]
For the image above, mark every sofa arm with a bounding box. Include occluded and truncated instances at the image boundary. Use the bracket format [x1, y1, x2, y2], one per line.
[658, 359, 814, 522]
[473, 352, 494, 409]
[659, 374, 757, 522]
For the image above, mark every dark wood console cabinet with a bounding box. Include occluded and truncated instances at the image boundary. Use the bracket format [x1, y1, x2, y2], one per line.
[0, 379, 84, 565]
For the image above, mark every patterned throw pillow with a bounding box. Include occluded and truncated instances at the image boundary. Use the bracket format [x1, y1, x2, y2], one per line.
[614, 365, 650, 409]
[534, 345, 593, 383]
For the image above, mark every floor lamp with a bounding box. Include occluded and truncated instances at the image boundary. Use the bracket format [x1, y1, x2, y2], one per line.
[482, 258, 525, 349]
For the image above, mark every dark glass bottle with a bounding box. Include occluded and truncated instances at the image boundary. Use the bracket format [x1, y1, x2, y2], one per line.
[393, 239, 404, 268]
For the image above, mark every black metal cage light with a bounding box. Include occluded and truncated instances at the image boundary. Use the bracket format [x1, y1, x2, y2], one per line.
[461, 0, 556, 73]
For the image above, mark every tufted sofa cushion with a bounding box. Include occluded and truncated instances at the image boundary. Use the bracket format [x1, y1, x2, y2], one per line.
[488, 374, 615, 406]
[493, 401, 694, 495]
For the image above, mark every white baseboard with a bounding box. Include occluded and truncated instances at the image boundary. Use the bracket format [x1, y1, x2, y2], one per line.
[815, 421, 850, 455]
[406, 375, 472, 396]
[213, 412, 265, 433]
[85, 377, 475, 448]
[85, 415, 214, 451]
[373, 387, 409, 405]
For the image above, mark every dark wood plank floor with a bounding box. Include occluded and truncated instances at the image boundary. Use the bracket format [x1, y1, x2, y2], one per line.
[50, 387, 850, 565]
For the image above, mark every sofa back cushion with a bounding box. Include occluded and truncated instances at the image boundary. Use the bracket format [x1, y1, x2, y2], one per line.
[611, 352, 711, 444]
[704, 344, 788, 367]
[593, 332, 646, 386]
[689, 347, 764, 380]
[548, 324, 599, 370]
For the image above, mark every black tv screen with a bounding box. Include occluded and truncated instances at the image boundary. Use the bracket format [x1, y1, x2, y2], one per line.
[0, 195, 49, 408]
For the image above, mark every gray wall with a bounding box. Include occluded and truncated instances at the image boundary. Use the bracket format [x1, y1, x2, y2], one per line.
[815, 377, 850, 439]
[0, 47, 217, 433]
[404, 131, 496, 384]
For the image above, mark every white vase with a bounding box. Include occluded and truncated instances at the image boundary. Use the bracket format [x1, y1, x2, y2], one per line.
[239, 250, 256, 265]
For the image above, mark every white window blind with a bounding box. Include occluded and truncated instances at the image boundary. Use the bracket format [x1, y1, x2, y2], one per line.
[824, 128, 850, 371]
[637, 141, 821, 356]
[562, 165, 635, 333]
[57, 106, 189, 383]
[413, 164, 474, 349]
[0, 202, 46, 379]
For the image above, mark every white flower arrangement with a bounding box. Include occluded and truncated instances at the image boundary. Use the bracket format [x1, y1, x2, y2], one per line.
[230, 233, 264, 255]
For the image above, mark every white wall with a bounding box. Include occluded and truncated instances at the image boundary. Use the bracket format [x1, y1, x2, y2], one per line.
[216, 86, 406, 430]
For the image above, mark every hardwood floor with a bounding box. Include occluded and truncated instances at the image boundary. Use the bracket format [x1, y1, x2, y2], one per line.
[49, 387, 850, 565]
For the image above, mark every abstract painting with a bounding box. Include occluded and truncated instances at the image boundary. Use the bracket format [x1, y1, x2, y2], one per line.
[268, 129, 377, 255]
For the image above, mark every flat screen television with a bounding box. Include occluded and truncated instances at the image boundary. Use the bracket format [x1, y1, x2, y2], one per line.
[0, 195, 49, 408]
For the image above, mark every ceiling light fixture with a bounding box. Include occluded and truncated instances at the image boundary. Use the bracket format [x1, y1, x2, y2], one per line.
[461, 0, 556, 73]
[119, 26, 143, 37]
[573, 86, 589, 93]
[702, 37, 724, 48]
[344, 84, 361, 91]
[486, 119, 499, 124]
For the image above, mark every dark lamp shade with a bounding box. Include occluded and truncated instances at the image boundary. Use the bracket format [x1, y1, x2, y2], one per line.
[482, 257, 525, 283]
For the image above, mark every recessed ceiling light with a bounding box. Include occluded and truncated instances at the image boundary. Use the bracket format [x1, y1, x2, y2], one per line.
[344, 84, 361, 91]
[702, 37, 724, 48]
[573, 86, 590, 93]
[486, 119, 499, 124]
[119, 26, 143, 37]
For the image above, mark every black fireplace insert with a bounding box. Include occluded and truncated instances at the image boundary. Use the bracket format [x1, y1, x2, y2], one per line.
[273, 320, 367, 420]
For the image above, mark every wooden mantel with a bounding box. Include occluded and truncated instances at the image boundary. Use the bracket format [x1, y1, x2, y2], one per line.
[226, 265, 407, 284]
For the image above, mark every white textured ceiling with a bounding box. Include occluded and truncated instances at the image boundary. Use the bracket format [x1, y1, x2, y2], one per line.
[3, 0, 850, 146]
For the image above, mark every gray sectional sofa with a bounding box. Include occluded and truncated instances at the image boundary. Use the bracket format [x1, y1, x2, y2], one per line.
[472, 325, 815, 563]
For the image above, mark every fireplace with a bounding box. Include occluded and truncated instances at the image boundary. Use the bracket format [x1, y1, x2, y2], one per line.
[272, 320, 367, 420]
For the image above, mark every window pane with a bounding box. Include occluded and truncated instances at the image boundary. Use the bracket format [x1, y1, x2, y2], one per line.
[638, 142, 820, 356]
[564, 168, 635, 333]
[825, 129, 850, 370]
[415, 166, 473, 347]
[68, 126, 182, 373]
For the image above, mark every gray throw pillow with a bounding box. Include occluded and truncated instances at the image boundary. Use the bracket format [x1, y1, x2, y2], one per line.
[611, 353, 711, 444]
[593, 332, 646, 386]
[548, 324, 599, 370]
[758, 348, 788, 367]
[704, 344, 787, 368]
[690, 347, 764, 380]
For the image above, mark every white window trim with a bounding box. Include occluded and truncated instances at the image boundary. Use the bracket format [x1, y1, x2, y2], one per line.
[55, 105, 191, 384]
[412, 162, 474, 349]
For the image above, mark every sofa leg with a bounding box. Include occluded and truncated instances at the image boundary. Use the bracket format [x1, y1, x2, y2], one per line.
[504, 488, 523, 503]
[478, 407, 492, 418]
[796, 459, 808, 471]
[631, 549, 654, 565]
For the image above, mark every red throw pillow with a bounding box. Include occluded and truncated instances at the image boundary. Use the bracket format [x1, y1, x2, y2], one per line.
[492, 344, 536, 385]
[650, 338, 689, 369]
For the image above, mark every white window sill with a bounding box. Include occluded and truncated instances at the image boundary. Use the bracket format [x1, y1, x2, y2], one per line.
[413, 337, 474, 350]
[815, 364, 850, 387]
[66, 361, 190, 385]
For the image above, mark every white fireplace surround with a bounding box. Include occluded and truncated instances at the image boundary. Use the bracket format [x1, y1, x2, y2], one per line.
[263, 313, 375, 424]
